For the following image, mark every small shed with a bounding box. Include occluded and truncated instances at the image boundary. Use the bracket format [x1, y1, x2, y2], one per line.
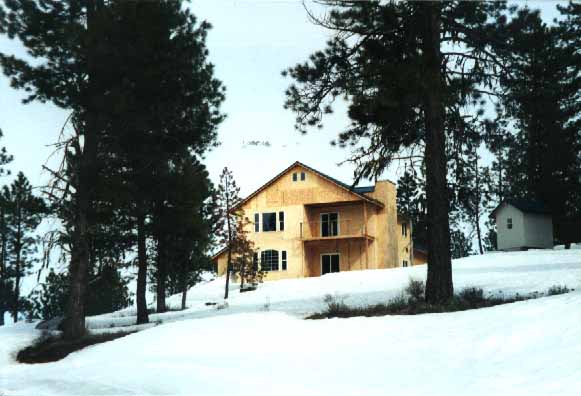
[490, 199, 553, 251]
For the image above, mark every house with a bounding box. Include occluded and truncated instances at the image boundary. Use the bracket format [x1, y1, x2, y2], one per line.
[490, 198, 554, 251]
[413, 243, 428, 266]
[212, 161, 415, 280]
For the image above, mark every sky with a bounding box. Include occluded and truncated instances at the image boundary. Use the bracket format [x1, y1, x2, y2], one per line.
[0, 0, 567, 198]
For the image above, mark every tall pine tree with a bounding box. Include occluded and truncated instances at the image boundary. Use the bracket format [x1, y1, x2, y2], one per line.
[283, 2, 508, 302]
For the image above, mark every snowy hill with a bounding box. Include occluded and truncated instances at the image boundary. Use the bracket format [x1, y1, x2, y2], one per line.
[2, 249, 581, 396]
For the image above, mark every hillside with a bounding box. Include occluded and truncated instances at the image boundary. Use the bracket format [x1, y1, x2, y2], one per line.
[1, 249, 581, 396]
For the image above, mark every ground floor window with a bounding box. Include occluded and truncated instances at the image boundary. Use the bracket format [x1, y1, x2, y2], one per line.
[403, 260, 409, 267]
[281, 251, 287, 270]
[261, 249, 279, 271]
[321, 254, 340, 275]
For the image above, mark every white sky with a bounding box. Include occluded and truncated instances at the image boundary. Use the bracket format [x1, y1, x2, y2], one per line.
[0, 0, 565, 197]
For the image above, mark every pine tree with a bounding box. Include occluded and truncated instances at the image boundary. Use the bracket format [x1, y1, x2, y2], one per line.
[215, 168, 240, 300]
[1, 173, 48, 322]
[149, 158, 214, 311]
[98, 1, 225, 322]
[494, 7, 580, 245]
[283, 1, 508, 302]
[1, 0, 112, 339]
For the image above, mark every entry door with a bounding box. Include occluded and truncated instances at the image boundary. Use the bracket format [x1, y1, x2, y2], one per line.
[321, 213, 339, 237]
[321, 254, 340, 275]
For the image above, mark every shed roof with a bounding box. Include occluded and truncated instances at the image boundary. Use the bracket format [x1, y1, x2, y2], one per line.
[490, 198, 552, 218]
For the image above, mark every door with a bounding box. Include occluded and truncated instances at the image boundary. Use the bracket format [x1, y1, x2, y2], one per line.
[321, 254, 340, 275]
[321, 213, 339, 237]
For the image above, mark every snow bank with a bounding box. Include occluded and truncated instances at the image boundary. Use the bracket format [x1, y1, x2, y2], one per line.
[87, 249, 581, 329]
[2, 292, 581, 395]
[1, 249, 581, 395]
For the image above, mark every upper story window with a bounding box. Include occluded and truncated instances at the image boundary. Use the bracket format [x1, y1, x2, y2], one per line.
[262, 212, 277, 232]
[261, 250, 279, 271]
[507, 218, 513, 230]
[254, 213, 259, 232]
[279, 211, 285, 231]
[321, 212, 339, 237]
[402, 222, 408, 236]
[292, 171, 306, 182]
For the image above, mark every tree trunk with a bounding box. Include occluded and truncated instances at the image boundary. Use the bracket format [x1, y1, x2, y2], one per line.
[474, 157, 484, 255]
[12, 203, 21, 323]
[155, 222, 166, 313]
[224, 173, 232, 300]
[421, 3, 453, 304]
[63, 0, 103, 341]
[136, 209, 149, 324]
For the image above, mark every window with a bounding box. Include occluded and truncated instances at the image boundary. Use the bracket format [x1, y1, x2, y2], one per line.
[321, 213, 339, 237]
[261, 250, 279, 271]
[281, 251, 287, 270]
[292, 172, 298, 182]
[262, 212, 276, 232]
[279, 211, 285, 231]
[300, 172, 306, 181]
[507, 218, 513, 230]
[403, 260, 409, 267]
[402, 222, 408, 236]
[254, 213, 259, 232]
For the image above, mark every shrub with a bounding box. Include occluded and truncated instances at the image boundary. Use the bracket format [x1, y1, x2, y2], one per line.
[458, 287, 485, 304]
[322, 294, 350, 316]
[405, 279, 425, 302]
[547, 285, 570, 296]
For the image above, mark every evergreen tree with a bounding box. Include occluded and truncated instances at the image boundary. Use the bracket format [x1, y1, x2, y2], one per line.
[396, 168, 427, 248]
[28, 265, 132, 320]
[2, 172, 48, 322]
[149, 158, 214, 311]
[0, 128, 14, 326]
[99, 1, 224, 323]
[213, 168, 259, 298]
[215, 168, 240, 300]
[283, 2, 508, 302]
[492, 7, 580, 245]
[1, 0, 113, 339]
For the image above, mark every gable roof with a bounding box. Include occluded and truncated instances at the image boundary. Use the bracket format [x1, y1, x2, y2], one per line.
[490, 198, 552, 218]
[232, 161, 384, 210]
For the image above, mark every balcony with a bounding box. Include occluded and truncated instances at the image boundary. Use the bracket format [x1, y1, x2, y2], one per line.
[299, 219, 373, 241]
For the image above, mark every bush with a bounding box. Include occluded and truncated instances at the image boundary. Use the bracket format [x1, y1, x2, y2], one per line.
[28, 266, 133, 320]
[458, 287, 485, 304]
[405, 279, 425, 302]
[17, 331, 135, 364]
[322, 294, 350, 316]
[547, 285, 570, 296]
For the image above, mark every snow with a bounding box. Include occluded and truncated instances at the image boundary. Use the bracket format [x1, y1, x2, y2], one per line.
[1, 249, 581, 395]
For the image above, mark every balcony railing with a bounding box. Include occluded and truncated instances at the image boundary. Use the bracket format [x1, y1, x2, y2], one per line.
[299, 219, 366, 240]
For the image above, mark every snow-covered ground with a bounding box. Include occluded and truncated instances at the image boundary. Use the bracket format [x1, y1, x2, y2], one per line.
[2, 249, 581, 396]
